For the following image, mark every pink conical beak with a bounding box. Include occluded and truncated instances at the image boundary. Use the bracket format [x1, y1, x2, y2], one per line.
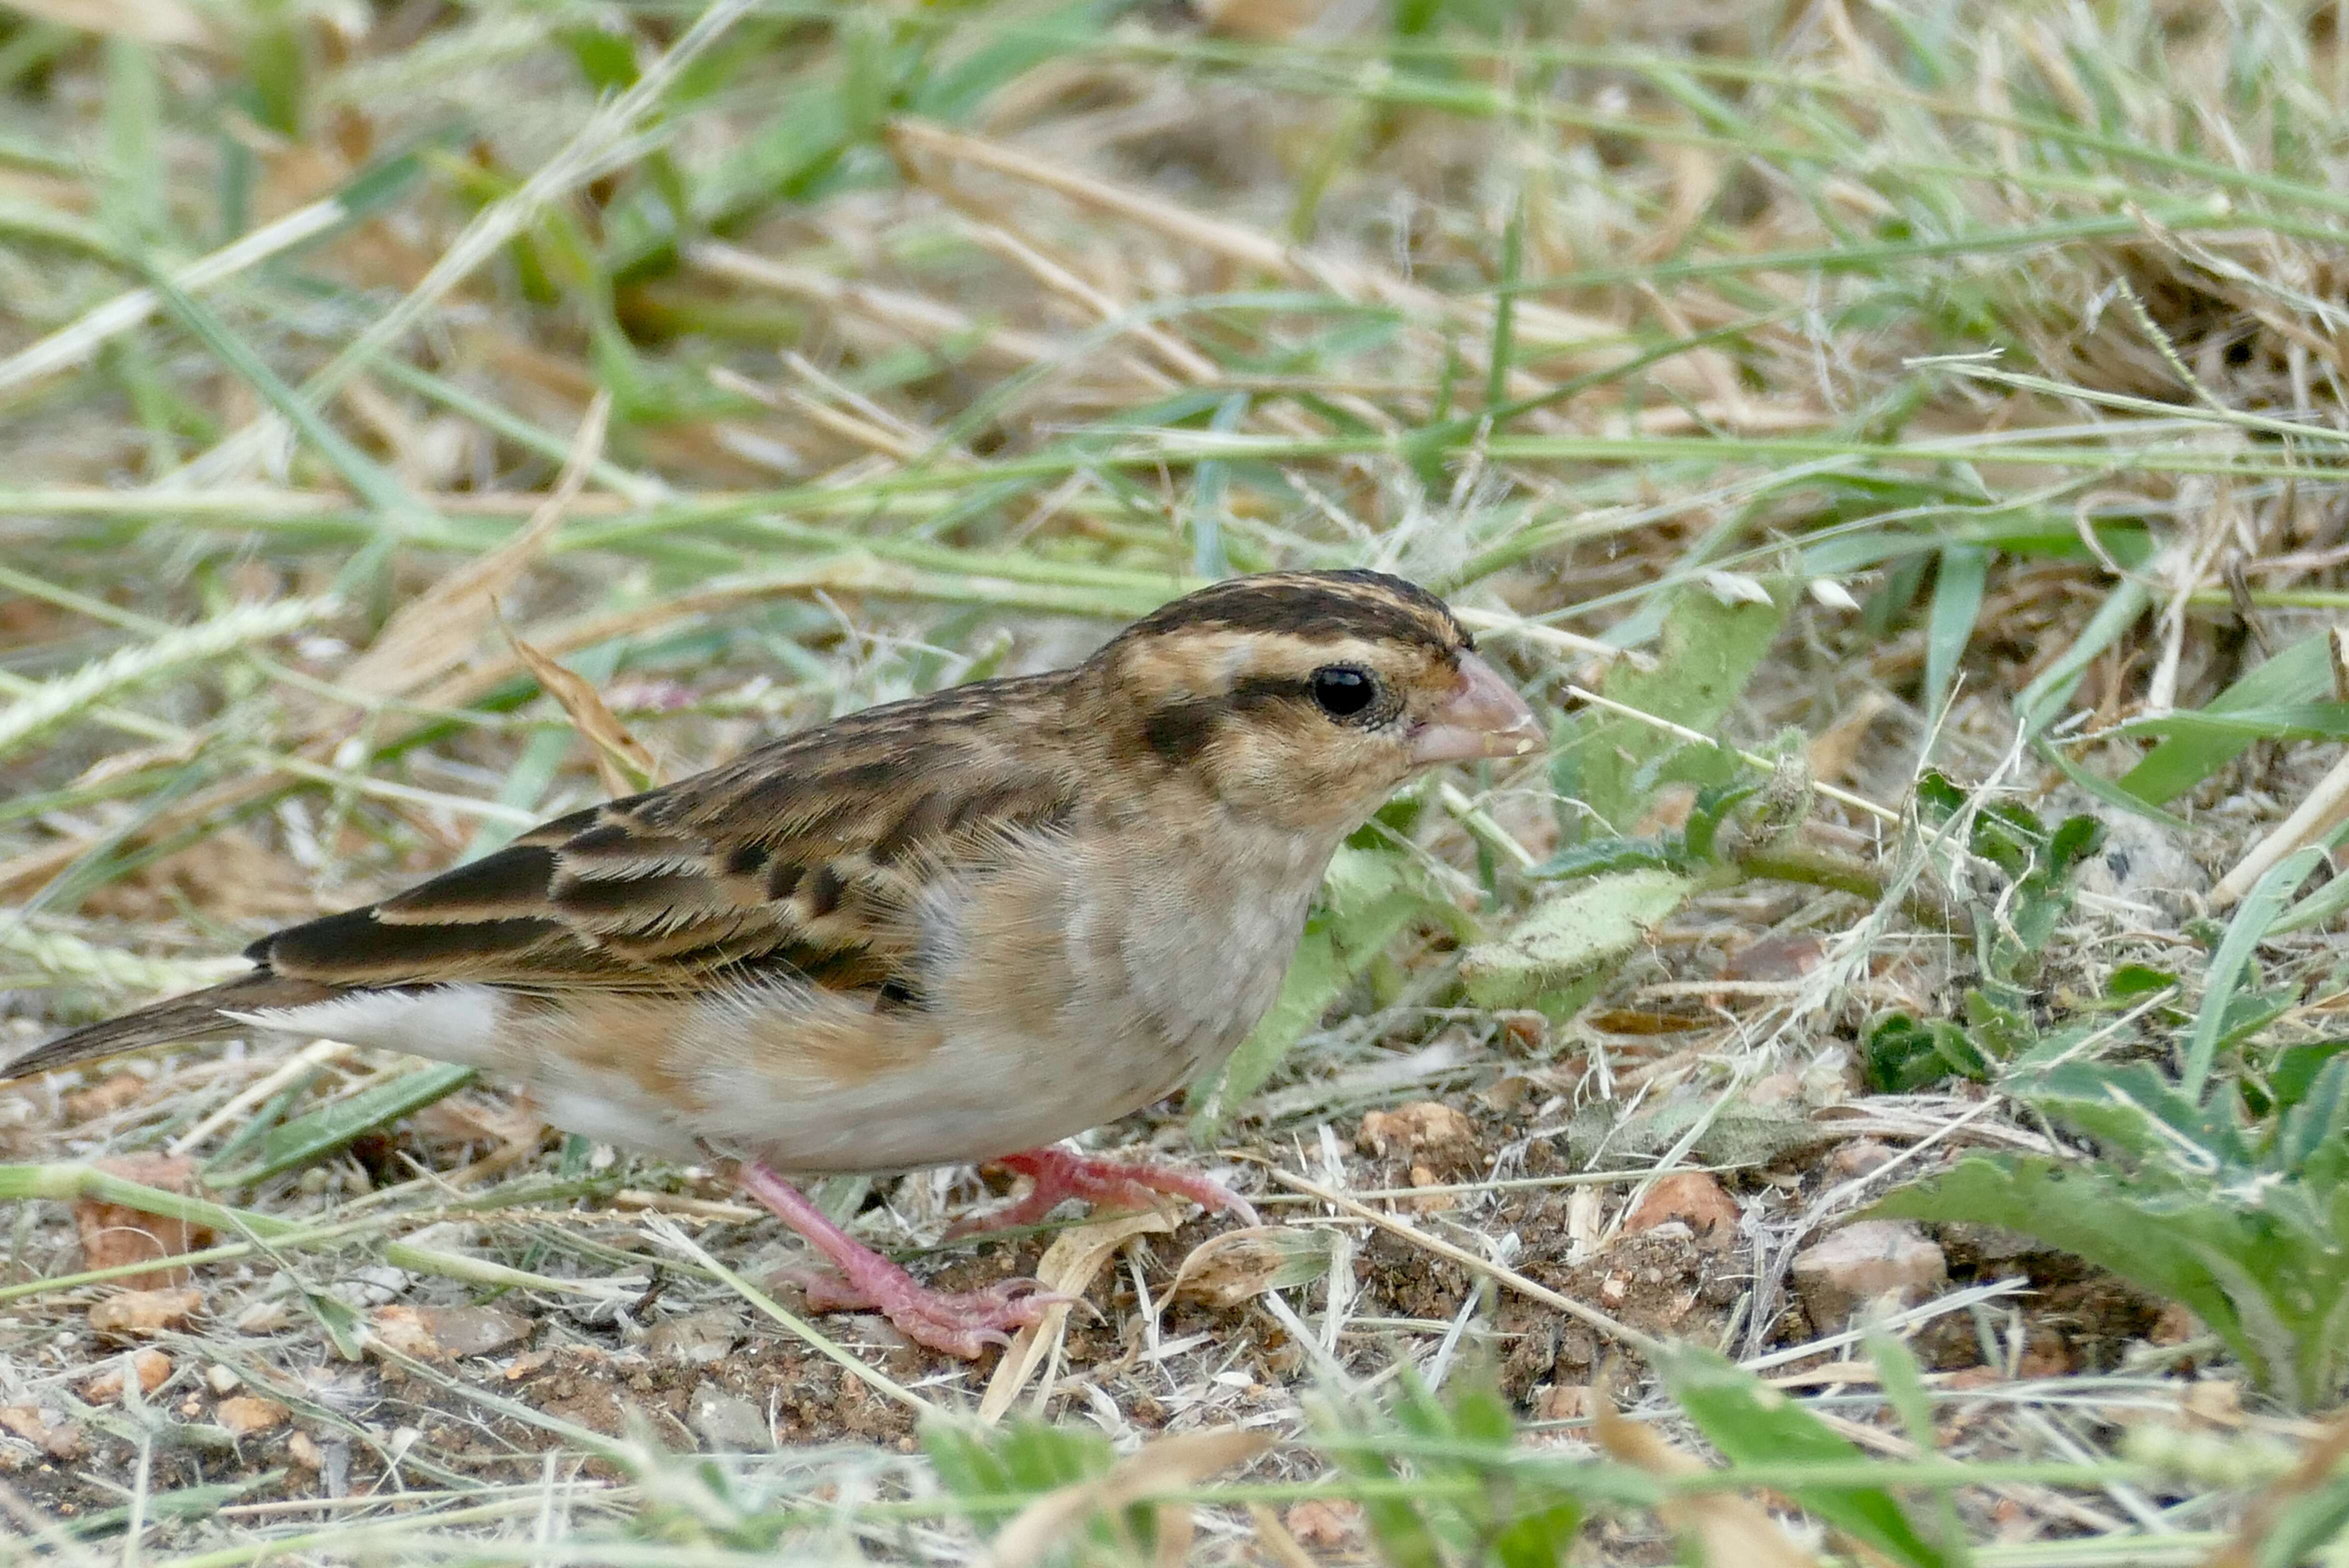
[1409, 652, 1544, 764]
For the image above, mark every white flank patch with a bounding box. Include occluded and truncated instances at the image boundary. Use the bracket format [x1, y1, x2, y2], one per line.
[225, 984, 506, 1066]
[536, 1085, 692, 1156]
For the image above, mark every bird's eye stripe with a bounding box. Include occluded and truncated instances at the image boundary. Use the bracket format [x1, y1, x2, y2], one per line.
[1227, 674, 1315, 708]
[1140, 666, 1398, 750]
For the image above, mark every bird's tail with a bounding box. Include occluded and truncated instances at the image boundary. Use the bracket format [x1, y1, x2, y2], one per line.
[4, 972, 338, 1082]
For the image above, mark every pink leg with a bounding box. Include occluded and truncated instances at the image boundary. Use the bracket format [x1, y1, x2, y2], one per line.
[736, 1161, 1062, 1358]
[949, 1146, 1260, 1237]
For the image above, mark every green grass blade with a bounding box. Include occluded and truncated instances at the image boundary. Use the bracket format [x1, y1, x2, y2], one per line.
[2014, 580, 2150, 740]
[1923, 544, 1986, 726]
[208, 1063, 478, 1187]
[2120, 630, 2338, 805]
[2181, 848, 2326, 1102]
[132, 254, 441, 598]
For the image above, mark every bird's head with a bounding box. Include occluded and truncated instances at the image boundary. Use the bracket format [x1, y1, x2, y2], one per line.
[1088, 570, 1542, 834]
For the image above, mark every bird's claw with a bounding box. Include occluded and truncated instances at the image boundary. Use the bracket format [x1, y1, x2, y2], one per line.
[950, 1146, 1260, 1236]
[776, 1265, 1076, 1357]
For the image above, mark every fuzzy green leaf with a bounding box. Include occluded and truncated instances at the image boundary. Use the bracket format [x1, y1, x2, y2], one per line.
[1874, 1155, 2349, 1408]
[1561, 580, 1787, 832]
[1459, 869, 1692, 1007]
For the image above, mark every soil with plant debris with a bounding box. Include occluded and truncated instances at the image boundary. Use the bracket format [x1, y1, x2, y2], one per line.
[0, 1008, 2267, 1547]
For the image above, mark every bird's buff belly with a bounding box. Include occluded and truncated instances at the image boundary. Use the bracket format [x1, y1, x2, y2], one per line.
[522, 986, 1243, 1172]
[252, 974, 1260, 1175]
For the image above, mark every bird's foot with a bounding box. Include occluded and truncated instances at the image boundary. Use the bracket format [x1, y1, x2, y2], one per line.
[948, 1145, 1260, 1238]
[736, 1160, 1068, 1358]
[776, 1264, 1062, 1356]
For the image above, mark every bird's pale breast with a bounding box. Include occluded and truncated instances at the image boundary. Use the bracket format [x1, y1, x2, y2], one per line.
[674, 814, 1332, 1172]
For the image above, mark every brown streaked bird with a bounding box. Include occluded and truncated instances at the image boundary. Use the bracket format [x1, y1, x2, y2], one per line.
[8, 570, 1540, 1356]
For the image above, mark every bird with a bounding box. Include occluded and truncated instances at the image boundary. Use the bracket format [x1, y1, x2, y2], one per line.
[6, 569, 1542, 1356]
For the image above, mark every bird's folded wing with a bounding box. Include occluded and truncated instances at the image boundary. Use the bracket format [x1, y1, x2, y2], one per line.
[252, 681, 1082, 996]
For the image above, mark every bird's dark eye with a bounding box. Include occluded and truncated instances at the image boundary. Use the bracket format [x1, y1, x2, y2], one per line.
[1310, 664, 1376, 719]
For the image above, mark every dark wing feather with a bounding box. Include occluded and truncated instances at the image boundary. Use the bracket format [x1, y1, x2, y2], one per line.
[255, 674, 1084, 995]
